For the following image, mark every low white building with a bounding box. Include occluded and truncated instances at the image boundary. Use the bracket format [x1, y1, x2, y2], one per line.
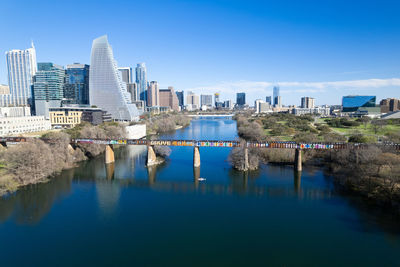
[0, 116, 51, 136]
[293, 107, 331, 116]
[125, 124, 146, 139]
[0, 106, 31, 117]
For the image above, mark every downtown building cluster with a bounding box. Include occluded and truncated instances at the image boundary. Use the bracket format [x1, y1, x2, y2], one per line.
[0, 35, 187, 135]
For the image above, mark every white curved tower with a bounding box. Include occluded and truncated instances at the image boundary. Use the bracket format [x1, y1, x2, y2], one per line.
[89, 35, 139, 121]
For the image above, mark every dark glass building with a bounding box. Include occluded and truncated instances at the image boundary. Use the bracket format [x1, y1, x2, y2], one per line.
[64, 63, 90, 105]
[236, 92, 246, 106]
[176, 90, 184, 108]
[342, 95, 376, 112]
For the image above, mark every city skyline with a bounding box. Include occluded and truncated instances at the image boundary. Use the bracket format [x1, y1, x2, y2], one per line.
[1, 0, 400, 105]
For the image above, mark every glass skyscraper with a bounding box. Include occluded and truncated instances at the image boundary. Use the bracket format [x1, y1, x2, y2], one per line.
[89, 35, 139, 121]
[273, 86, 280, 106]
[236, 92, 246, 106]
[33, 62, 65, 117]
[65, 63, 90, 105]
[176, 91, 184, 108]
[6, 42, 37, 106]
[135, 63, 147, 105]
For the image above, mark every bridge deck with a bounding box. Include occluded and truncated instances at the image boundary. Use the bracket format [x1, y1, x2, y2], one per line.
[1, 137, 399, 150]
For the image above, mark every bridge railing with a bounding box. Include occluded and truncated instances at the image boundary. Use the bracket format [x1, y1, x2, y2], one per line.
[1, 137, 399, 150]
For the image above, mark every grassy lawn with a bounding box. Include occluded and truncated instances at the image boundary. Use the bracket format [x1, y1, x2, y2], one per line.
[318, 118, 400, 136]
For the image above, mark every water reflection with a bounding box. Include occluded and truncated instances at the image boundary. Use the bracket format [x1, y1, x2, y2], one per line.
[0, 168, 74, 224]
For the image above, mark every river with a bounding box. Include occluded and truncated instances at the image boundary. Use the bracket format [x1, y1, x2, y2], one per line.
[0, 118, 399, 266]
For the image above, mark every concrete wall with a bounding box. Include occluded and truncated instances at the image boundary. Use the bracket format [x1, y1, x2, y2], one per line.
[125, 124, 146, 139]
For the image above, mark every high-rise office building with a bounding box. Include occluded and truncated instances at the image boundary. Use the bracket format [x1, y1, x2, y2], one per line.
[176, 91, 184, 108]
[64, 63, 90, 105]
[6, 42, 37, 106]
[147, 81, 159, 107]
[89, 35, 139, 121]
[159, 86, 179, 111]
[201, 94, 213, 107]
[380, 98, 400, 113]
[301, 97, 315, 109]
[224, 100, 233, 109]
[33, 62, 65, 118]
[273, 86, 280, 106]
[135, 63, 147, 104]
[186, 91, 200, 109]
[214, 93, 220, 106]
[236, 92, 246, 106]
[127, 82, 138, 102]
[266, 96, 272, 105]
[118, 67, 132, 84]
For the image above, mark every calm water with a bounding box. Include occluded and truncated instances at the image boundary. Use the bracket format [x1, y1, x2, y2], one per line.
[0, 118, 399, 266]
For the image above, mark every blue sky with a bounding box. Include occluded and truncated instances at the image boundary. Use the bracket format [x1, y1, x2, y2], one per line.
[1, 0, 399, 105]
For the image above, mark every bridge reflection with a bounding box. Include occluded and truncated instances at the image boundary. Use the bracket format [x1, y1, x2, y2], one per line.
[100, 165, 333, 201]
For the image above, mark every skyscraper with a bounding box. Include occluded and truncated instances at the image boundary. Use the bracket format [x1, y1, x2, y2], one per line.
[186, 91, 200, 109]
[147, 81, 159, 107]
[201, 94, 213, 107]
[127, 82, 138, 102]
[6, 42, 37, 106]
[118, 67, 132, 84]
[64, 63, 90, 105]
[236, 92, 246, 106]
[159, 86, 179, 111]
[176, 91, 184, 108]
[273, 86, 280, 106]
[33, 62, 65, 118]
[272, 86, 282, 107]
[301, 97, 315, 109]
[135, 63, 147, 104]
[266, 96, 272, 105]
[89, 35, 139, 121]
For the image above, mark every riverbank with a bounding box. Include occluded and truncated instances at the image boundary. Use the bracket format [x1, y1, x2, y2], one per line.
[144, 113, 191, 135]
[0, 122, 125, 196]
[232, 114, 400, 214]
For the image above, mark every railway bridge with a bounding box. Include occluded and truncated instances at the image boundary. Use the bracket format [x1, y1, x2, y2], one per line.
[1, 137, 399, 172]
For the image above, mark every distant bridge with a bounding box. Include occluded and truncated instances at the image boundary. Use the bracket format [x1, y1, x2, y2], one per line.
[1, 137, 399, 172]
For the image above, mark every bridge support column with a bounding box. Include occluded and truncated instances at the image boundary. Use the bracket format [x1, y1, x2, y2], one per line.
[294, 170, 301, 193]
[294, 148, 302, 172]
[147, 145, 157, 166]
[105, 145, 115, 164]
[105, 162, 115, 180]
[244, 146, 249, 171]
[194, 166, 200, 188]
[193, 146, 200, 168]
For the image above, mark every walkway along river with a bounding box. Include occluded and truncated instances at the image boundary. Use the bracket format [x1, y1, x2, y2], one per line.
[0, 117, 399, 266]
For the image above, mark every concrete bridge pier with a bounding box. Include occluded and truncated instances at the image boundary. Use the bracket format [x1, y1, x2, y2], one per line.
[194, 166, 200, 188]
[294, 148, 302, 172]
[147, 145, 157, 166]
[147, 165, 157, 185]
[105, 162, 115, 180]
[193, 146, 200, 168]
[105, 145, 115, 164]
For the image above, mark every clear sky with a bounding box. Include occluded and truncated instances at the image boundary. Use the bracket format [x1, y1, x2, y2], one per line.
[1, 0, 399, 105]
